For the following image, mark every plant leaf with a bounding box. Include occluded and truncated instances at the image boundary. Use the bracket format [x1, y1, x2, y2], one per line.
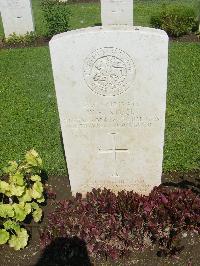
[31, 202, 39, 210]
[0, 181, 10, 194]
[0, 204, 14, 218]
[10, 184, 25, 196]
[31, 201, 42, 222]
[0, 229, 9, 245]
[37, 195, 45, 203]
[8, 228, 29, 250]
[3, 220, 21, 233]
[24, 203, 32, 215]
[3, 161, 18, 174]
[13, 203, 30, 222]
[10, 172, 24, 186]
[18, 189, 32, 203]
[30, 175, 41, 182]
[31, 181, 43, 199]
[25, 149, 42, 167]
[32, 207, 42, 222]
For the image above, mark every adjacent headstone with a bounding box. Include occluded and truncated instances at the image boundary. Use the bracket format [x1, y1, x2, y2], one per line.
[101, 0, 133, 26]
[49, 0, 168, 196]
[0, 0, 34, 37]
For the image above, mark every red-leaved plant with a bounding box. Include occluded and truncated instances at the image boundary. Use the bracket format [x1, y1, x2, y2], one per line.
[40, 186, 200, 260]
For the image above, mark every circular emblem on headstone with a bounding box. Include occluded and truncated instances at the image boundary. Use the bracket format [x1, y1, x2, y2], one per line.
[83, 47, 136, 96]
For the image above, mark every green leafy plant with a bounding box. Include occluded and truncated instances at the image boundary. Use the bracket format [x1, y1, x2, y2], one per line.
[150, 4, 198, 37]
[4, 32, 37, 46]
[196, 1, 200, 32]
[0, 149, 44, 250]
[41, 0, 71, 37]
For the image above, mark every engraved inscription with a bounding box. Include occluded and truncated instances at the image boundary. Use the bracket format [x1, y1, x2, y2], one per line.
[66, 115, 159, 128]
[66, 101, 160, 128]
[93, 180, 125, 186]
[84, 47, 136, 96]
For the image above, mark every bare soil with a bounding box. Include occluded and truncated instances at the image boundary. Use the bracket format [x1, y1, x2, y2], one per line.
[170, 33, 200, 43]
[0, 170, 199, 266]
[0, 37, 51, 50]
[0, 33, 199, 50]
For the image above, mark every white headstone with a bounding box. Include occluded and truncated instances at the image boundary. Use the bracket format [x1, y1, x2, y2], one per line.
[0, 0, 34, 37]
[101, 0, 133, 26]
[49, 1, 168, 196]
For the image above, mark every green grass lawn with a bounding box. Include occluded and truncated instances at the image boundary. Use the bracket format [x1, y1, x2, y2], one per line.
[0, 0, 199, 37]
[0, 43, 199, 175]
[0, 0, 199, 175]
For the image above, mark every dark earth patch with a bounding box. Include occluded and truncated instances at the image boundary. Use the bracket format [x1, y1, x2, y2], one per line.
[0, 33, 199, 50]
[170, 33, 200, 43]
[0, 36, 51, 50]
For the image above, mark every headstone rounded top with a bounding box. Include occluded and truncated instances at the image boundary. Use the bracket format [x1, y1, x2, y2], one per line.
[50, 26, 168, 42]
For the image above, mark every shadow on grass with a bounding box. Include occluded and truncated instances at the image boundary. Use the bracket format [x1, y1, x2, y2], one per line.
[163, 180, 200, 195]
[94, 23, 102, 26]
[35, 237, 92, 266]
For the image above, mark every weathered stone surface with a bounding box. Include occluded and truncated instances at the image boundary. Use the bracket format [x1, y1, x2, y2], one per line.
[50, 26, 168, 195]
[0, 0, 34, 37]
[101, 0, 133, 26]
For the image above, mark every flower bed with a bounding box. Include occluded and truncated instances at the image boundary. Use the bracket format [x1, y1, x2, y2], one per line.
[40, 186, 200, 260]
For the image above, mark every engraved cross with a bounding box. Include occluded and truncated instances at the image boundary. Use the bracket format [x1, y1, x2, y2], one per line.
[98, 132, 129, 177]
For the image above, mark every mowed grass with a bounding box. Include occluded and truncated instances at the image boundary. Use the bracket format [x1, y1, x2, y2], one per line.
[164, 43, 200, 171]
[0, 43, 199, 174]
[0, 47, 66, 175]
[0, 0, 199, 37]
[0, 0, 199, 174]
